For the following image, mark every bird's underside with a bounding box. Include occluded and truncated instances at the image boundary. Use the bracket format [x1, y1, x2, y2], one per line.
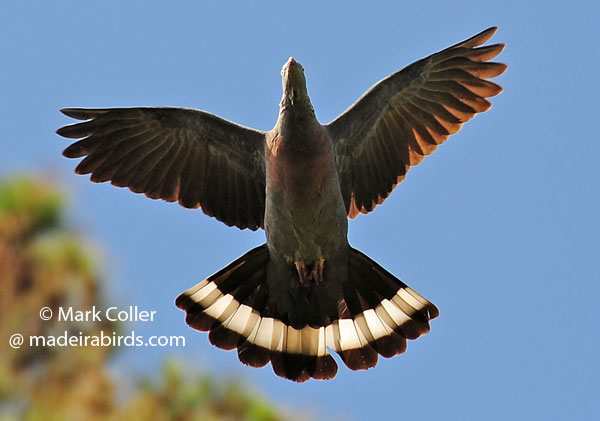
[57, 27, 506, 381]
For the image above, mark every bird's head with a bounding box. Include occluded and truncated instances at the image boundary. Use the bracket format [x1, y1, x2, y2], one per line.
[280, 57, 311, 110]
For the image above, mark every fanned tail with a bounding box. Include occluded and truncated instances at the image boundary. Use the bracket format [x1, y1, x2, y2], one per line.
[176, 245, 438, 382]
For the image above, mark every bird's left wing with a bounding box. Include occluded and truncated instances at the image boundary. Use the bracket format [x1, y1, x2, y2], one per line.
[57, 107, 266, 230]
[326, 27, 507, 217]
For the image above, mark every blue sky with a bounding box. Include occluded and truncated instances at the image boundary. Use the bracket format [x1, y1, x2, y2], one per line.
[2, 1, 599, 420]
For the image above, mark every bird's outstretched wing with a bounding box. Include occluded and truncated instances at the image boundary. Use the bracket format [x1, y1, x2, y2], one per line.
[327, 27, 507, 217]
[57, 107, 266, 230]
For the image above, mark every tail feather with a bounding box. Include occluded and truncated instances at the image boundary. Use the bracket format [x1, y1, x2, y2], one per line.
[176, 244, 438, 382]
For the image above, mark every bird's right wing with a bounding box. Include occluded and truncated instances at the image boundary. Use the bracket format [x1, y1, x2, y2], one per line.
[57, 107, 266, 230]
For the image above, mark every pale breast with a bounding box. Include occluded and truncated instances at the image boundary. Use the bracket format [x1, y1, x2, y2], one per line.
[266, 130, 334, 200]
[264, 128, 348, 263]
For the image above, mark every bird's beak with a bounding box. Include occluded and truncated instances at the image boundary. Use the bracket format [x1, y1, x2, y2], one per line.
[281, 57, 306, 105]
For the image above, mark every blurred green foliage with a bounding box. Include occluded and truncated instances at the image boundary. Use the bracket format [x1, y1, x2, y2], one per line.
[0, 176, 63, 237]
[0, 176, 301, 421]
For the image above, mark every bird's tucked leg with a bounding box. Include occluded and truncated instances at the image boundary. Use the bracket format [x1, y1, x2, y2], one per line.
[311, 257, 325, 285]
[295, 261, 310, 284]
[294, 257, 325, 286]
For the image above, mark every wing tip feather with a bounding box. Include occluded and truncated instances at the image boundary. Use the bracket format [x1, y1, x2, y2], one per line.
[60, 107, 107, 120]
[452, 26, 499, 50]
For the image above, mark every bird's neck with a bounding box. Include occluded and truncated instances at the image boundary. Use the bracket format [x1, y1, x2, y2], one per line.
[277, 97, 320, 149]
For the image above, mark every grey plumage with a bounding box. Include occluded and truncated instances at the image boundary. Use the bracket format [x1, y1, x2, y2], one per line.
[57, 27, 506, 382]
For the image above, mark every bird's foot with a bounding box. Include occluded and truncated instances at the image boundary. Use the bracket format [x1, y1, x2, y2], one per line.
[311, 257, 325, 285]
[295, 261, 310, 285]
[295, 257, 325, 286]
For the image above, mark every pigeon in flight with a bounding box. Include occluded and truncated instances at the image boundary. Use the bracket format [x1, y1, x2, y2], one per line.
[57, 27, 506, 382]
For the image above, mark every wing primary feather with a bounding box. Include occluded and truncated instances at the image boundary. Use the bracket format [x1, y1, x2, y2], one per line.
[57, 118, 147, 140]
[457, 79, 503, 97]
[62, 137, 101, 158]
[429, 68, 488, 84]
[426, 81, 492, 112]
[453, 26, 497, 49]
[433, 57, 507, 79]
[417, 89, 476, 116]
[464, 43, 506, 62]
[60, 108, 112, 120]
[75, 149, 112, 176]
[425, 80, 483, 103]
